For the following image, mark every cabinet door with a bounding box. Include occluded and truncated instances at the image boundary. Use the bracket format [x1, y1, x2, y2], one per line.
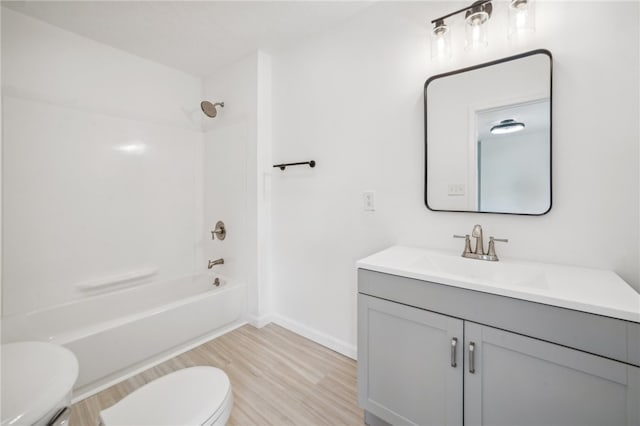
[464, 322, 640, 426]
[358, 294, 463, 426]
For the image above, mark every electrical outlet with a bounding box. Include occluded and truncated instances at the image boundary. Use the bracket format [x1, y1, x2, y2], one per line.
[363, 191, 375, 211]
[447, 184, 465, 196]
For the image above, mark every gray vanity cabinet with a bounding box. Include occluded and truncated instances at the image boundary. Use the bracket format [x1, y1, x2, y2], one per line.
[464, 322, 640, 426]
[358, 270, 640, 426]
[358, 294, 463, 426]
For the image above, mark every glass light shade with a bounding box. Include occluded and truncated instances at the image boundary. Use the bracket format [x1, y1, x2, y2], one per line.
[465, 11, 489, 50]
[508, 0, 536, 39]
[431, 22, 451, 60]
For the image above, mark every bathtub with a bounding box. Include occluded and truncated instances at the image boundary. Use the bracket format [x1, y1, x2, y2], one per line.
[1, 273, 246, 400]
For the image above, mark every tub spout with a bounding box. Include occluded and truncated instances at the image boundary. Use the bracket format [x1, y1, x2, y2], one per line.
[208, 258, 224, 269]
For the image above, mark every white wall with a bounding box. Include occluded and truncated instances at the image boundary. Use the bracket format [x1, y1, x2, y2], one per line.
[0, 5, 3, 318]
[270, 1, 639, 356]
[202, 51, 272, 326]
[1, 9, 204, 315]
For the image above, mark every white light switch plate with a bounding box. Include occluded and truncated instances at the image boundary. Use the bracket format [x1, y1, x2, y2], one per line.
[363, 191, 375, 211]
[447, 184, 465, 196]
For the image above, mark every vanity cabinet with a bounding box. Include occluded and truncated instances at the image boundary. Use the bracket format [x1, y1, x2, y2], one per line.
[358, 295, 463, 425]
[464, 322, 639, 426]
[358, 270, 640, 426]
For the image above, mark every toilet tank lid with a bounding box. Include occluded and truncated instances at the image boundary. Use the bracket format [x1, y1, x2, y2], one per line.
[100, 366, 231, 426]
[1, 341, 79, 426]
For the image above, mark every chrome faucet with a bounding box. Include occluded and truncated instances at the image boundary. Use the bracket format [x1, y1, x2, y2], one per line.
[454, 225, 508, 261]
[208, 258, 224, 269]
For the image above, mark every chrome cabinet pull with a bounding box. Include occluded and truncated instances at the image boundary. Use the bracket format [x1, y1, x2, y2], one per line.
[469, 342, 476, 374]
[450, 337, 458, 367]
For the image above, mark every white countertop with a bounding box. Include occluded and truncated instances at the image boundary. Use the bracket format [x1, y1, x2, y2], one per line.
[357, 246, 640, 323]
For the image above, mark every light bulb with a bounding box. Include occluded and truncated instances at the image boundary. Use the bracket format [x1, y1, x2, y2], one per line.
[431, 21, 451, 60]
[464, 3, 491, 51]
[508, 0, 536, 39]
[465, 16, 489, 50]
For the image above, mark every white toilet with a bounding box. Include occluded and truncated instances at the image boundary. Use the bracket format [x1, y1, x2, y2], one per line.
[99, 366, 233, 426]
[1, 341, 79, 426]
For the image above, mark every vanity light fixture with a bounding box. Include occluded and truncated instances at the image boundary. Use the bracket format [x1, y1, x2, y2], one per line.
[430, 0, 493, 58]
[431, 20, 451, 60]
[490, 119, 525, 134]
[464, 1, 492, 50]
[508, 0, 536, 39]
[429, 0, 536, 60]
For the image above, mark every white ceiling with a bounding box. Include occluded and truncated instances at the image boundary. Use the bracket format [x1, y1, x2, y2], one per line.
[2, 1, 374, 77]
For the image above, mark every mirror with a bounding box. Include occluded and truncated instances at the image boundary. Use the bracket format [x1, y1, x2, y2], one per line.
[425, 49, 552, 215]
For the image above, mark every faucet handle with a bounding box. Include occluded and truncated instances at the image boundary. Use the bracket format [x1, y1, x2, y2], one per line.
[211, 221, 226, 240]
[487, 237, 508, 257]
[453, 234, 472, 254]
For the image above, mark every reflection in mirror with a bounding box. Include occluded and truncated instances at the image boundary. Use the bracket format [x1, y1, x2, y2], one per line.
[425, 50, 552, 215]
[477, 99, 550, 213]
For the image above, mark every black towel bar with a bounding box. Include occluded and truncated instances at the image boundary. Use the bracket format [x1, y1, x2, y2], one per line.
[273, 160, 316, 171]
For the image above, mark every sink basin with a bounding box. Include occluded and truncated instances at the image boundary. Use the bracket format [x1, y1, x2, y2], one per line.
[409, 251, 548, 290]
[357, 246, 640, 322]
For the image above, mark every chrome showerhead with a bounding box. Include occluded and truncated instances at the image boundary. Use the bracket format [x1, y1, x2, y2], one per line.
[201, 101, 224, 118]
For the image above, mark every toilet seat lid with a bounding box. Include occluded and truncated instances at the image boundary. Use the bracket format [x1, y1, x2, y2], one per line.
[1, 341, 79, 426]
[100, 366, 231, 426]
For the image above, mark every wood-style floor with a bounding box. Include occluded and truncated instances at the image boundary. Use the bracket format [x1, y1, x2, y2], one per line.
[70, 324, 363, 425]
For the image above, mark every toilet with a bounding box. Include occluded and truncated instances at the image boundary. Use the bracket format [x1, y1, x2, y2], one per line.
[99, 366, 233, 426]
[1, 341, 79, 426]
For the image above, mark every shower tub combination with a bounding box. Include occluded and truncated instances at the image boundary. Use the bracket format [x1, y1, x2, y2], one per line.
[2, 273, 246, 400]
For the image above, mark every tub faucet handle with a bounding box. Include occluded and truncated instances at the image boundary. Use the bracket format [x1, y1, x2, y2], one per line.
[211, 221, 226, 240]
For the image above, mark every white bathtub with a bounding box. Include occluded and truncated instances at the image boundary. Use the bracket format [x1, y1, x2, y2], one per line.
[2, 273, 246, 399]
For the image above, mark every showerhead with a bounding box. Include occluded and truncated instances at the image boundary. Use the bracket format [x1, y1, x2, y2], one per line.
[201, 101, 224, 118]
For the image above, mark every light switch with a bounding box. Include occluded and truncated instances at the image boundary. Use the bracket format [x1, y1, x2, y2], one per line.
[363, 191, 375, 211]
[447, 184, 465, 196]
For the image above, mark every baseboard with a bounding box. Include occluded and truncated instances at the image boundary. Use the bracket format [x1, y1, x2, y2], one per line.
[72, 319, 247, 403]
[247, 312, 273, 328]
[271, 313, 357, 360]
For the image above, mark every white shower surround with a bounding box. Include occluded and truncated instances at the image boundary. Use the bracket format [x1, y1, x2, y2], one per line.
[2, 273, 246, 400]
[1, 12, 260, 400]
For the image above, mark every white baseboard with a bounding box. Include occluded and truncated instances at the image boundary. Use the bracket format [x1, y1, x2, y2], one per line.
[271, 313, 357, 360]
[247, 312, 273, 328]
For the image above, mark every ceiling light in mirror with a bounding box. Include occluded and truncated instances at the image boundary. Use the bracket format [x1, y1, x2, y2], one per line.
[490, 119, 525, 134]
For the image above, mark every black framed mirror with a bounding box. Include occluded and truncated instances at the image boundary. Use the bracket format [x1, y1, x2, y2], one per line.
[424, 49, 552, 215]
